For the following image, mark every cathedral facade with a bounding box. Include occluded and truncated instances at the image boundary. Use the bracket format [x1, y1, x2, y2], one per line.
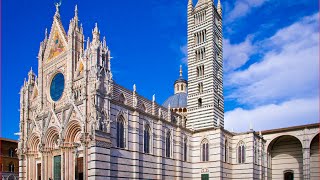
[17, 1, 319, 180]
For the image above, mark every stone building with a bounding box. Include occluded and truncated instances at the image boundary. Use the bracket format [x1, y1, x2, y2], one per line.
[17, 0, 319, 180]
[0, 138, 19, 180]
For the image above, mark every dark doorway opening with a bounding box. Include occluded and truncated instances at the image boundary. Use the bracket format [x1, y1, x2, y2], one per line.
[284, 170, 294, 180]
[37, 163, 41, 180]
[75, 157, 84, 180]
[201, 174, 209, 180]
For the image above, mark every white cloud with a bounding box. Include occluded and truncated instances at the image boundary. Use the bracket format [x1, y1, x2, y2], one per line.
[223, 36, 254, 72]
[225, 97, 319, 132]
[226, 0, 268, 23]
[180, 44, 188, 64]
[225, 13, 319, 105]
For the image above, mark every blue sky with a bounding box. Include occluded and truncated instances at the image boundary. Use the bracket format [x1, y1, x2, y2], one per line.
[1, 0, 318, 139]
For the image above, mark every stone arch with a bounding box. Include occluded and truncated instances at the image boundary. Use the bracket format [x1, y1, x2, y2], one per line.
[308, 132, 319, 148]
[27, 133, 41, 152]
[7, 174, 15, 180]
[236, 140, 246, 164]
[44, 126, 60, 149]
[310, 133, 319, 179]
[267, 135, 303, 180]
[64, 120, 82, 145]
[266, 133, 303, 151]
[116, 112, 127, 148]
[200, 138, 209, 162]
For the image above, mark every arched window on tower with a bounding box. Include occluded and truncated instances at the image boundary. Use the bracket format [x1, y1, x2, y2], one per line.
[238, 141, 246, 164]
[117, 116, 126, 148]
[165, 130, 172, 158]
[201, 139, 209, 162]
[8, 162, 14, 172]
[8, 148, 14, 157]
[144, 124, 151, 154]
[198, 98, 202, 107]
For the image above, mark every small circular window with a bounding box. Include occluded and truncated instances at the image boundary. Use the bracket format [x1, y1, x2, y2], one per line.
[50, 73, 65, 101]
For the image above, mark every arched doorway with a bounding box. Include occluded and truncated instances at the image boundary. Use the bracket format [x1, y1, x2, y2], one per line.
[7, 174, 15, 180]
[310, 134, 319, 180]
[268, 135, 303, 180]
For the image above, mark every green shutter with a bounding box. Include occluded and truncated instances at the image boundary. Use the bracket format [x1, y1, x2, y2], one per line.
[54, 155, 61, 180]
[201, 174, 209, 180]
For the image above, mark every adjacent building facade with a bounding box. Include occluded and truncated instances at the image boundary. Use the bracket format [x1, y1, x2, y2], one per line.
[17, 0, 319, 180]
[0, 138, 19, 180]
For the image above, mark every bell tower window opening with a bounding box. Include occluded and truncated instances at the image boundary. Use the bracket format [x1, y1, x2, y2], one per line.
[198, 98, 202, 107]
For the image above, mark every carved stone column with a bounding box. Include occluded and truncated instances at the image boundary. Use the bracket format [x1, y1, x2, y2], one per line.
[303, 148, 310, 180]
[18, 154, 26, 180]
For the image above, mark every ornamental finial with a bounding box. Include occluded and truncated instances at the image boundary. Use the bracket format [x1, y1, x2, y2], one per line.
[179, 65, 183, 77]
[133, 84, 136, 92]
[54, 0, 62, 15]
[152, 94, 156, 102]
[75, 4, 78, 17]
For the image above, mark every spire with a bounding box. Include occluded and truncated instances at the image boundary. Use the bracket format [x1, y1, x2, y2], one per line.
[93, 23, 99, 33]
[28, 67, 33, 75]
[92, 23, 100, 42]
[44, 28, 48, 40]
[103, 36, 107, 47]
[28, 67, 36, 85]
[133, 84, 136, 92]
[86, 37, 90, 49]
[152, 94, 156, 102]
[174, 65, 187, 94]
[188, 0, 193, 6]
[217, 0, 222, 16]
[75, 4, 78, 18]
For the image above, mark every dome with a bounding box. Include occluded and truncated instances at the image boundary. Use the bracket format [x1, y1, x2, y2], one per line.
[162, 92, 187, 109]
[174, 76, 188, 84]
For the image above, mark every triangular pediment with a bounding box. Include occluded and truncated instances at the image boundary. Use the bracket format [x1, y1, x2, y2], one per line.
[44, 16, 68, 62]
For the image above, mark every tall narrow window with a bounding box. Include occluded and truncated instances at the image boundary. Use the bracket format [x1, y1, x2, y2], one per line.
[202, 65, 205, 76]
[238, 141, 246, 164]
[8, 162, 14, 172]
[184, 137, 188, 161]
[144, 125, 151, 154]
[8, 148, 14, 157]
[198, 98, 202, 107]
[201, 139, 209, 162]
[224, 140, 228, 162]
[117, 116, 126, 148]
[198, 82, 203, 93]
[53, 156, 61, 180]
[166, 131, 171, 158]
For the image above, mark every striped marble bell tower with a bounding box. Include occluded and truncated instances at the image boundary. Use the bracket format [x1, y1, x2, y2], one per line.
[186, 0, 224, 130]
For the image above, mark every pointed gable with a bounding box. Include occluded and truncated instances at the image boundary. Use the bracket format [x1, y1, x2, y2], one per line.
[44, 13, 68, 62]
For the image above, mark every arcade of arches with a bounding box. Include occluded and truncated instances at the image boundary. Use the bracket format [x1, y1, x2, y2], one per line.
[264, 128, 319, 180]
